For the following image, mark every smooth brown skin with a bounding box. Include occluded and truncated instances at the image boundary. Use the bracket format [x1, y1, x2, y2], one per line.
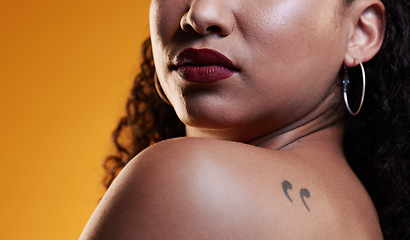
[81, 0, 385, 239]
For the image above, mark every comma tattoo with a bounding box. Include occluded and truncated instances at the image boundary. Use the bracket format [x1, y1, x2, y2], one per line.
[282, 180, 293, 202]
[300, 188, 311, 211]
[282, 180, 311, 212]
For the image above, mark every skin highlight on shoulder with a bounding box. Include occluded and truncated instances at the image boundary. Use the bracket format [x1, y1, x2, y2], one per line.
[81, 136, 382, 239]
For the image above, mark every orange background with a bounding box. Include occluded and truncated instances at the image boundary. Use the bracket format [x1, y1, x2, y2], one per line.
[0, 1, 151, 239]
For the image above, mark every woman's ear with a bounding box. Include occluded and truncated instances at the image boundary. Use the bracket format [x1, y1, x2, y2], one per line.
[344, 0, 385, 67]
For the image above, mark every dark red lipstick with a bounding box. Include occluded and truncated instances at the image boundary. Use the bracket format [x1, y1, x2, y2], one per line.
[173, 48, 239, 83]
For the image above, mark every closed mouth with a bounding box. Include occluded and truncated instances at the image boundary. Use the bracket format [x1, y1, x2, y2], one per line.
[171, 48, 239, 83]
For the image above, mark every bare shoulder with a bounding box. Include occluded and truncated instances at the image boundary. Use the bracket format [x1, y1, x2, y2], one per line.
[80, 137, 382, 240]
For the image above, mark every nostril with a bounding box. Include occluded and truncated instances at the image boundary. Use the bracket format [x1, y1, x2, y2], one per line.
[183, 24, 196, 33]
[206, 26, 222, 33]
[182, 23, 223, 36]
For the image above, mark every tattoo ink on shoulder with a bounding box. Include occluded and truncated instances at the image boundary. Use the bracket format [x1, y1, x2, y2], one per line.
[281, 180, 311, 212]
[282, 180, 293, 202]
[300, 188, 311, 211]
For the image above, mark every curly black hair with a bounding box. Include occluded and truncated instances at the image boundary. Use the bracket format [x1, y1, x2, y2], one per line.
[103, 0, 409, 239]
[343, 0, 410, 239]
[102, 39, 185, 188]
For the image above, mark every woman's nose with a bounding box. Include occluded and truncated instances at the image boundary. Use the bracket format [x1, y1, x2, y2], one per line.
[180, 0, 235, 36]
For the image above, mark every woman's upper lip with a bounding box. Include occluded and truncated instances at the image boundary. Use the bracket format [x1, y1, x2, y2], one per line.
[172, 48, 239, 71]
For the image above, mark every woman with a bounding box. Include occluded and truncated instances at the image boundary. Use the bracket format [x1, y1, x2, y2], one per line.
[81, 0, 409, 239]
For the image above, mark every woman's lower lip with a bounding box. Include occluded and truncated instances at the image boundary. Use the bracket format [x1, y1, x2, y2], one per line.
[177, 66, 236, 83]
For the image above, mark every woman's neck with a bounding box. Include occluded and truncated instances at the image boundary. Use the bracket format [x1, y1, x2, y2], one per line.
[185, 87, 344, 151]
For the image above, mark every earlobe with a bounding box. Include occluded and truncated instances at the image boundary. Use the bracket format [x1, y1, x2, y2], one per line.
[344, 1, 385, 67]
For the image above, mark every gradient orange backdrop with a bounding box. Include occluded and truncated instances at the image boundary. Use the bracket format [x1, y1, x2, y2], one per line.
[0, 1, 151, 239]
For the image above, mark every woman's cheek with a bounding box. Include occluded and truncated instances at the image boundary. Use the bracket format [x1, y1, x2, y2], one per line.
[150, 0, 183, 44]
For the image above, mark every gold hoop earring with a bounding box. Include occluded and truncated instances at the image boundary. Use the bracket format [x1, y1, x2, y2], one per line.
[343, 59, 366, 116]
[154, 74, 172, 105]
